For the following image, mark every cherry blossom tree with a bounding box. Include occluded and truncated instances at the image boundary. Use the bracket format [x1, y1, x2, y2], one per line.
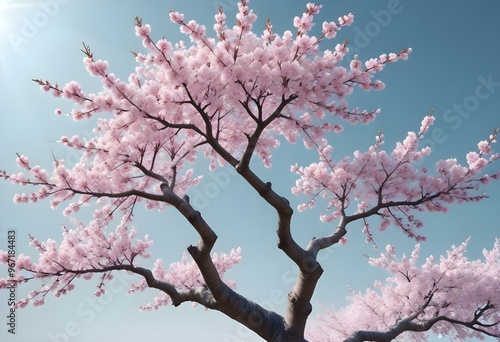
[1, 1, 499, 341]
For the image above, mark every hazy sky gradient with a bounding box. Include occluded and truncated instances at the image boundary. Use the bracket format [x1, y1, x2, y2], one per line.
[0, 1, 499, 341]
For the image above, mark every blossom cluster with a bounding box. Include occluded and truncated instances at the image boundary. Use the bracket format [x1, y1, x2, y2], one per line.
[129, 248, 241, 310]
[292, 116, 498, 241]
[0, 217, 153, 307]
[307, 239, 500, 341]
[1, 3, 413, 305]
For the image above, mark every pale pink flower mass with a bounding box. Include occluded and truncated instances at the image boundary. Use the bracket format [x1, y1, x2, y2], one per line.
[307, 239, 500, 341]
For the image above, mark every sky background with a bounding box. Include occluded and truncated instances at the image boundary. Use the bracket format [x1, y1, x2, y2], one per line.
[0, 1, 499, 341]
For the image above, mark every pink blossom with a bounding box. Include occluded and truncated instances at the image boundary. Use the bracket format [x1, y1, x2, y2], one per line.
[10, 172, 28, 185]
[62, 81, 85, 102]
[419, 115, 435, 135]
[156, 39, 171, 54]
[338, 13, 354, 26]
[0, 251, 8, 264]
[94, 288, 105, 297]
[16, 254, 33, 270]
[16, 155, 30, 168]
[478, 140, 492, 155]
[32, 298, 44, 307]
[85, 59, 109, 77]
[169, 11, 184, 24]
[135, 23, 151, 38]
[294, 14, 313, 33]
[306, 3, 322, 15]
[349, 56, 362, 70]
[308, 240, 500, 341]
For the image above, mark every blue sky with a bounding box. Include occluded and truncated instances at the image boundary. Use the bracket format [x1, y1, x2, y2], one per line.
[0, 1, 499, 341]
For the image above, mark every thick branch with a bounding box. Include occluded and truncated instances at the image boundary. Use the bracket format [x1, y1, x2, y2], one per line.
[36, 264, 218, 308]
[234, 155, 321, 340]
[237, 94, 298, 170]
[306, 217, 348, 258]
[307, 191, 446, 258]
[143, 112, 207, 137]
[344, 304, 500, 342]
[110, 265, 218, 307]
[160, 184, 216, 258]
[70, 188, 166, 201]
[179, 89, 317, 339]
[133, 161, 170, 184]
[159, 184, 291, 341]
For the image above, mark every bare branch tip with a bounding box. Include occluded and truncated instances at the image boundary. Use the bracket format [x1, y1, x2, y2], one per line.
[81, 42, 93, 58]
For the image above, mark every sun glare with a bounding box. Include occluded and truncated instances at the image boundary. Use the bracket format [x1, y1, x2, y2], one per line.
[0, 0, 33, 35]
[0, 0, 14, 35]
[0, 19, 8, 36]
